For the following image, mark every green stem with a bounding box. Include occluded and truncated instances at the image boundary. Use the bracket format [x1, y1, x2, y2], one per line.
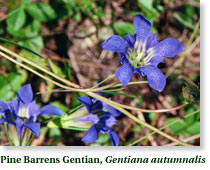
[98, 88, 125, 93]
[113, 81, 148, 88]
[90, 74, 115, 89]
[128, 109, 200, 146]
[4, 123, 14, 146]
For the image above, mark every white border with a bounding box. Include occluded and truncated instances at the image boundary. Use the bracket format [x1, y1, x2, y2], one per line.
[0, 0, 208, 169]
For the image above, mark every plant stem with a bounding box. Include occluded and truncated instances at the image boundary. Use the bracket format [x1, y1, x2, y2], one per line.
[90, 74, 115, 89]
[113, 81, 148, 87]
[4, 123, 14, 146]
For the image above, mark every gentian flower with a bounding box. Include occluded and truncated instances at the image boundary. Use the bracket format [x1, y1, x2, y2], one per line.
[76, 96, 121, 146]
[102, 14, 185, 92]
[0, 84, 63, 145]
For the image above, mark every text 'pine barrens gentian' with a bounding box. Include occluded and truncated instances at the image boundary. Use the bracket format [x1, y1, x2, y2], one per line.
[0, 84, 63, 146]
[102, 14, 185, 92]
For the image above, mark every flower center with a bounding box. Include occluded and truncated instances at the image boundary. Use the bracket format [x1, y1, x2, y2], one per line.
[128, 42, 153, 68]
[18, 107, 29, 119]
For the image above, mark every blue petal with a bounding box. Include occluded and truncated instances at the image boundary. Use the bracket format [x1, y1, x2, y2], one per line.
[0, 100, 8, 111]
[148, 56, 164, 66]
[102, 103, 121, 117]
[82, 125, 98, 143]
[115, 61, 134, 86]
[39, 104, 63, 117]
[119, 53, 127, 64]
[108, 130, 120, 146]
[28, 100, 39, 119]
[17, 84, 33, 104]
[92, 101, 103, 113]
[0, 118, 6, 124]
[99, 114, 117, 128]
[78, 96, 93, 113]
[76, 113, 99, 124]
[146, 33, 158, 50]
[24, 122, 40, 137]
[8, 99, 19, 116]
[124, 33, 136, 47]
[3, 100, 17, 123]
[15, 118, 24, 138]
[0, 100, 8, 117]
[138, 65, 166, 92]
[134, 14, 152, 43]
[102, 35, 128, 54]
[152, 38, 185, 58]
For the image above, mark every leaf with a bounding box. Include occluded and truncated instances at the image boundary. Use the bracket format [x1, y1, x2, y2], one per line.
[166, 118, 186, 135]
[133, 125, 142, 132]
[173, 13, 194, 29]
[19, 50, 47, 68]
[48, 59, 65, 78]
[71, 92, 83, 108]
[166, 115, 200, 136]
[7, 7, 26, 31]
[0, 72, 24, 101]
[49, 128, 61, 138]
[137, 0, 161, 22]
[73, 11, 82, 22]
[186, 122, 200, 135]
[31, 19, 41, 33]
[21, 0, 30, 5]
[26, 3, 56, 22]
[7, 23, 24, 37]
[18, 35, 44, 53]
[113, 22, 134, 37]
[95, 134, 109, 144]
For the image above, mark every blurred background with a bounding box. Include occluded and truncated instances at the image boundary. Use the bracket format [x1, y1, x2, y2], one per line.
[0, 0, 200, 146]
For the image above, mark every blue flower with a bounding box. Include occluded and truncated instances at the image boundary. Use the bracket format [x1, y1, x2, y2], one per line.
[0, 84, 63, 139]
[102, 14, 185, 92]
[76, 96, 121, 146]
